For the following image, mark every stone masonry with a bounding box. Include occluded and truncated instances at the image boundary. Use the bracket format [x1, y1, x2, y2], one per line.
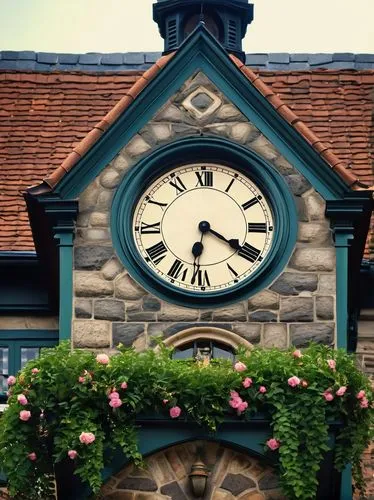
[99, 440, 284, 500]
[72, 71, 336, 351]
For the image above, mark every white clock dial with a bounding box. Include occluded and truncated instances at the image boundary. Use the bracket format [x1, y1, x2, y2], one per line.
[133, 163, 274, 292]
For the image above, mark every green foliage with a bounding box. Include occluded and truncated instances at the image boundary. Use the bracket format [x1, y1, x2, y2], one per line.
[0, 342, 372, 499]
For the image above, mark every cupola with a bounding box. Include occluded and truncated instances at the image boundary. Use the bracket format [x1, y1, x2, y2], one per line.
[153, 0, 254, 62]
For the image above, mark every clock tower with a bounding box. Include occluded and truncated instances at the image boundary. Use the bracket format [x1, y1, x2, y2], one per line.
[23, 2, 373, 497]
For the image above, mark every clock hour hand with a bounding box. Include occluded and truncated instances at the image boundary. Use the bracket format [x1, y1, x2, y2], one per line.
[198, 221, 241, 250]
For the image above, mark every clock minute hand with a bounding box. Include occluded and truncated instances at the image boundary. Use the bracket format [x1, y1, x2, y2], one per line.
[208, 227, 241, 251]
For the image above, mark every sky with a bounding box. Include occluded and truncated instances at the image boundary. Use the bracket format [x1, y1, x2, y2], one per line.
[0, 0, 373, 54]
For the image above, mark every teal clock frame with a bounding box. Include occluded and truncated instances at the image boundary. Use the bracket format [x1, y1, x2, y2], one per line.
[111, 136, 297, 308]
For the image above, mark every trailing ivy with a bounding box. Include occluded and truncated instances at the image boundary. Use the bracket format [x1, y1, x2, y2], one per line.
[0, 342, 372, 499]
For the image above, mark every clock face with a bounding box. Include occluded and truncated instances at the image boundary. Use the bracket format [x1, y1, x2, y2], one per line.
[132, 163, 274, 293]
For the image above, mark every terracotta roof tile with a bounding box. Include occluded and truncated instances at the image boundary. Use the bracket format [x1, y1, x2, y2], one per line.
[39, 52, 175, 191]
[230, 53, 372, 192]
[0, 59, 373, 255]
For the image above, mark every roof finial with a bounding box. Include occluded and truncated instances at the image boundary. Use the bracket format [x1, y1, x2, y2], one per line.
[200, 2, 205, 24]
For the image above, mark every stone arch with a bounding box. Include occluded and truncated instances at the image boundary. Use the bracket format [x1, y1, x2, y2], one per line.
[100, 440, 283, 499]
[162, 326, 253, 351]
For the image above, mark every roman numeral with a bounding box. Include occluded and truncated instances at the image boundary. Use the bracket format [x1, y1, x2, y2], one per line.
[167, 259, 188, 281]
[247, 223, 267, 233]
[227, 263, 239, 278]
[225, 178, 235, 193]
[169, 176, 187, 194]
[146, 241, 167, 265]
[191, 266, 211, 289]
[140, 222, 161, 234]
[242, 196, 262, 211]
[195, 171, 213, 187]
[238, 243, 261, 263]
[147, 198, 168, 210]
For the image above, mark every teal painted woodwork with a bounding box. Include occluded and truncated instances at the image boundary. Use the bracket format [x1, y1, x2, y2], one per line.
[111, 137, 297, 307]
[52, 25, 349, 202]
[340, 464, 353, 500]
[54, 231, 74, 341]
[326, 197, 373, 350]
[153, 0, 254, 61]
[0, 252, 51, 313]
[334, 231, 354, 350]
[66, 416, 345, 499]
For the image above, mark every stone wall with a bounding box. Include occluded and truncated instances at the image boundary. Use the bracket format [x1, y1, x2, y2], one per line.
[99, 441, 284, 499]
[72, 71, 336, 351]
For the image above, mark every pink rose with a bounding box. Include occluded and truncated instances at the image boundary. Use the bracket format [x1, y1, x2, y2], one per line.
[293, 350, 303, 358]
[108, 392, 120, 400]
[19, 410, 31, 421]
[230, 390, 239, 398]
[121, 381, 128, 390]
[28, 452, 37, 461]
[79, 432, 96, 445]
[266, 438, 280, 451]
[234, 361, 247, 372]
[96, 354, 109, 365]
[109, 398, 122, 408]
[78, 376, 85, 383]
[68, 450, 78, 459]
[229, 397, 242, 409]
[356, 390, 366, 400]
[301, 380, 308, 388]
[237, 401, 248, 414]
[31, 368, 39, 374]
[336, 386, 347, 397]
[327, 359, 336, 370]
[259, 386, 267, 394]
[360, 398, 369, 408]
[7, 376, 16, 386]
[288, 376, 301, 388]
[323, 390, 334, 402]
[169, 406, 182, 418]
[162, 399, 169, 405]
[242, 377, 252, 388]
[17, 394, 28, 405]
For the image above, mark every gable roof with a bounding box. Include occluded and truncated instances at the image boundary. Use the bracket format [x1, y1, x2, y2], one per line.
[1, 48, 373, 254]
[34, 56, 370, 195]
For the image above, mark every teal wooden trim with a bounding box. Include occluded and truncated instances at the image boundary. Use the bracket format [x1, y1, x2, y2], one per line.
[54, 231, 74, 341]
[53, 26, 348, 202]
[334, 227, 354, 350]
[340, 464, 352, 500]
[111, 137, 298, 308]
[0, 330, 58, 341]
[101, 419, 276, 484]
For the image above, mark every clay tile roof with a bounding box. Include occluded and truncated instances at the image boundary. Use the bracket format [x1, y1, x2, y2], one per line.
[229, 54, 372, 191]
[1, 52, 373, 256]
[42, 52, 175, 191]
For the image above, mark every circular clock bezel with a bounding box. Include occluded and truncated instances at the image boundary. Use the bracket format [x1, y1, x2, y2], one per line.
[111, 137, 297, 307]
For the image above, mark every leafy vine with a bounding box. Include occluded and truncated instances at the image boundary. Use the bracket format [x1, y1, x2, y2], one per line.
[0, 342, 372, 499]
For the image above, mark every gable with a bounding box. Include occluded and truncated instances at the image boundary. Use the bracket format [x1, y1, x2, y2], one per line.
[35, 27, 364, 202]
[0, 36, 373, 254]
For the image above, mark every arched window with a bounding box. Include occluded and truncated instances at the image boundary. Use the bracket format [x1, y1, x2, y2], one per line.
[173, 339, 235, 361]
[163, 327, 252, 362]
